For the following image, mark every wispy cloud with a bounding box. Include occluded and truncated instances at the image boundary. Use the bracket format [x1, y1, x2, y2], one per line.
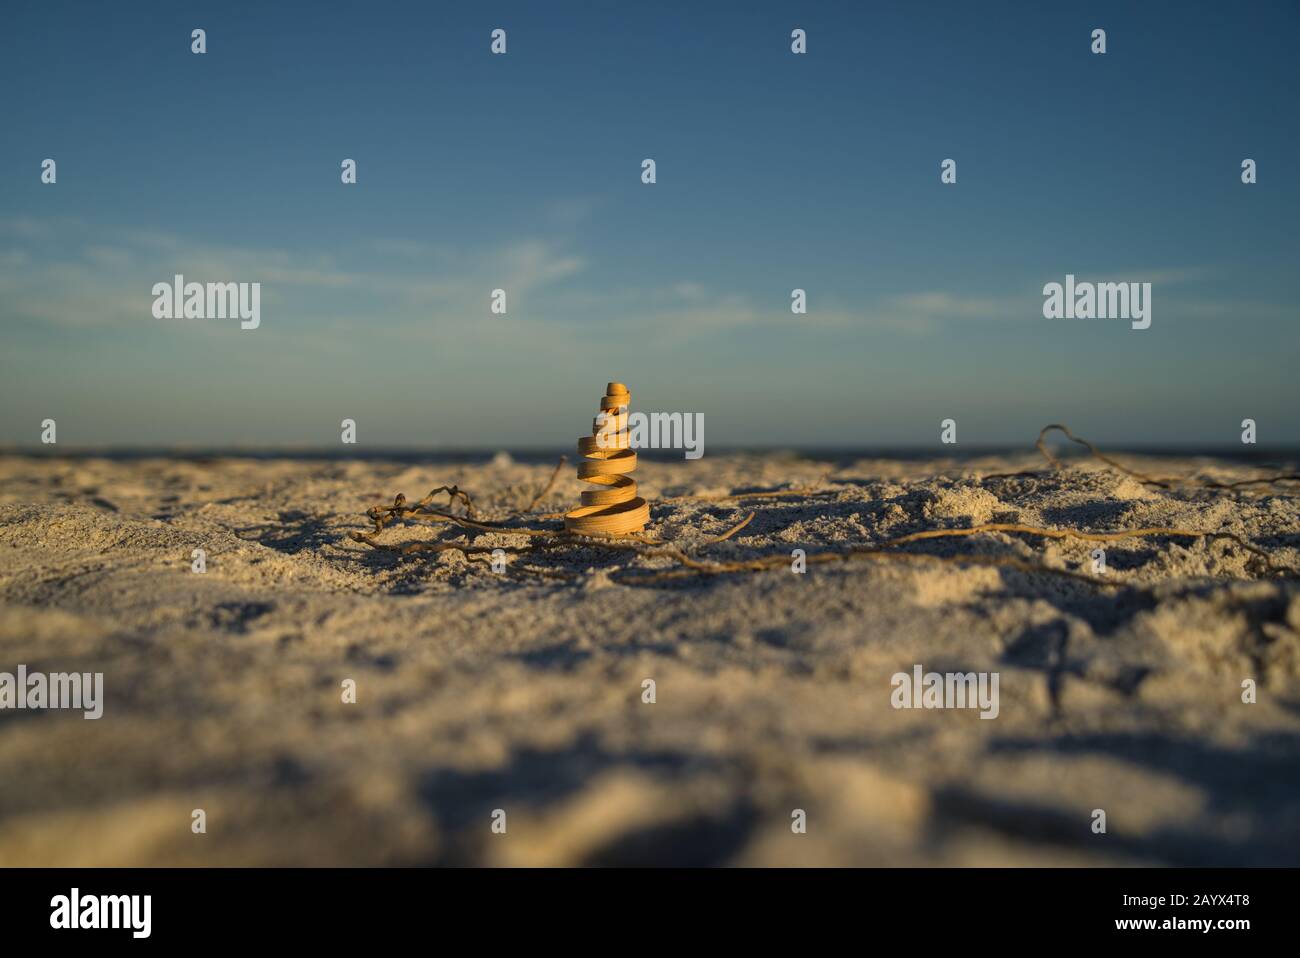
[0, 219, 587, 335]
[0, 217, 1275, 354]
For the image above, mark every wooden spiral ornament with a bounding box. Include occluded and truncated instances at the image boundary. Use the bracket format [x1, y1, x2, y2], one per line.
[564, 382, 650, 535]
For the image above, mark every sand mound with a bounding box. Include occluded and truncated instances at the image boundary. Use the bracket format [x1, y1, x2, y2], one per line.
[0, 451, 1297, 865]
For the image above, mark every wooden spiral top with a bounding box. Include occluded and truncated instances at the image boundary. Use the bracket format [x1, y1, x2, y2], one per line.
[564, 382, 650, 535]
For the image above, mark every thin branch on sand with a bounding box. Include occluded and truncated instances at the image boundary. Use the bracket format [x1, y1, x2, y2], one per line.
[342, 424, 1298, 588]
[1034, 423, 1300, 492]
[522, 457, 567, 512]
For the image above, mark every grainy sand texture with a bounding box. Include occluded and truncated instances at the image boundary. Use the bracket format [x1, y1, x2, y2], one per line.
[1, 449, 1298, 866]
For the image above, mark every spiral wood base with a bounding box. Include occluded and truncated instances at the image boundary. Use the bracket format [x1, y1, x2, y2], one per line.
[564, 382, 650, 535]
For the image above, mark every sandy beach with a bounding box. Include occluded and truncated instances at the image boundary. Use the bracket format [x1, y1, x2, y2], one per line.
[1, 447, 1297, 866]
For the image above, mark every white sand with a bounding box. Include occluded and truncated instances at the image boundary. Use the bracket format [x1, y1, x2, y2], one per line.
[0, 450, 1297, 865]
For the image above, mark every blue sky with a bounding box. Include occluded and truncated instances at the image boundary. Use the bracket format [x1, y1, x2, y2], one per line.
[1, 0, 1297, 448]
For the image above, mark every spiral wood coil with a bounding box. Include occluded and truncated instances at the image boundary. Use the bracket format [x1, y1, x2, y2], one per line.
[564, 382, 650, 535]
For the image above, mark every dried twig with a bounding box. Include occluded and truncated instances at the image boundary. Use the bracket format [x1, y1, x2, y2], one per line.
[523, 457, 567, 512]
[348, 534, 539, 560]
[342, 425, 1298, 588]
[608, 521, 1291, 586]
[1036, 423, 1171, 487]
[1035, 423, 1300, 493]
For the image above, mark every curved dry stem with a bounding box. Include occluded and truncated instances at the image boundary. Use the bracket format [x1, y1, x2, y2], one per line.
[1035, 422, 1299, 494]
[1035, 423, 1172, 487]
[346, 433, 1298, 588]
[522, 457, 567, 512]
